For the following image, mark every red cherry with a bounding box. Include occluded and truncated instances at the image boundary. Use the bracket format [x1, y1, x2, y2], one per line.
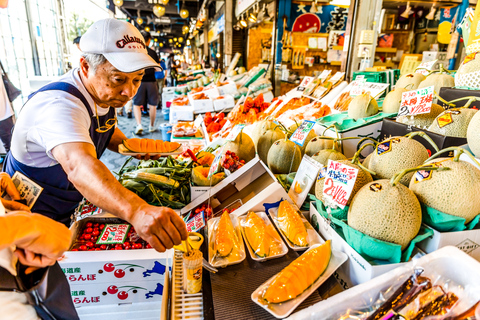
[115, 246, 123, 250]
[134, 243, 143, 249]
[91, 236, 98, 242]
[79, 245, 87, 251]
[99, 224, 105, 230]
[146, 243, 152, 249]
[103, 263, 115, 272]
[117, 291, 128, 300]
[114, 269, 125, 278]
[71, 249, 78, 251]
[84, 228, 93, 234]
[92, 230, 100, 237]
[84, 234, 92, 241]
[86, 222, 93, 228]
[95, 248, 101, 251]
[100, 244, 107, 250]
[88, 248, 95, 251]
[123, 242, 131, 248]
[86, 242, 94, 248]
[107, 285, 118, 294]
[124, 245, 131, 250]
[93, 223, 99, 228]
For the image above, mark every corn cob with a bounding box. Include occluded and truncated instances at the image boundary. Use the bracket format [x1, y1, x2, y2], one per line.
[122, 172, 179, 188]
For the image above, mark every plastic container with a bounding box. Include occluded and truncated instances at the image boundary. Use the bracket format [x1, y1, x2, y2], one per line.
[162, 108, 170, 121]
[160, 123, 173, 141]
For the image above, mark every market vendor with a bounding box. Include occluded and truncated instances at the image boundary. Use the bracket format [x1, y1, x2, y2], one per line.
[4, 18, 187, 252]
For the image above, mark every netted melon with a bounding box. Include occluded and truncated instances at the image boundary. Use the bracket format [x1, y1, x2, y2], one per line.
[348, 93, 379, 120]
[267, 139, 302, 174]
[428, 108, 477, 138]
[257, 128, 285, 164]
[363, 152, 373, 169]
[348, 179, 422, 250]
[223, 132, 256, 162]
[311, 149, 347, 166]
[396, 103, 444, 129]
[368, 135, 433, 185]
[395, 73, 426, 90]
[305, 136, 336, 157]
[383, 88, 408, 113]
[418, 73, 454, 93]
[409, 155, 480, 223]
[288, 122, 316, 155]
[250, 119, 277, 148]
[467, 111, 480, 157]
[455, 52, 480, 88]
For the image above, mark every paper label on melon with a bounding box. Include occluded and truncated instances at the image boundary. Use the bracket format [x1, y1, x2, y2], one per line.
[322, 160, 359, 209]
[290, 120, 316, 147]
[376, 141, 393, 156]
[437, 112, 455, 128]
[413, 159, 449, 183]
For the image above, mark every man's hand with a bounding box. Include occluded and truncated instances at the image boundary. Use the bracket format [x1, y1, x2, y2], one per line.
[130, 205, 187, 252]
[0, 172, 30, 211]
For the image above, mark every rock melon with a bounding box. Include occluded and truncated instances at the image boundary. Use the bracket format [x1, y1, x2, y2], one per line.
[311, 149, 347, 166]
[363, 152, 373, 169]
[348, 179, 422, 250]
[455, 52, 480, 88]
[305, 136, 336, 157]
[368, 136, 429, 185]
[467, 111, 480, 157]
[244, 212, 270, 257]
[396, 103, 444, 129]
[409, 157, 480, 223]
[191, 166, 225, 186]
[288, 122, 316, 155]
[223, 132, 256, 162]
[267, 139, 302, 174]
[382, 88, 408, 113]
[428, 108, 477, 138]
[257, 128, 285, 164]
[418, 73, 454, 93]
[348, 93, 379, 120]
[395, 73, 426, 90]
[250, 119, 277, 148]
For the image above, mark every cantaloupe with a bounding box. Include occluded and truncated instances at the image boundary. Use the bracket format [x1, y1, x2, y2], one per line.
[382, 88, 408, 113]
[123, 138, 180, 153]
[244, 212, 270, 257]
[396, 103, 444, 129]
[428, 108, 477, 138]
[395, 73, 426, 90]
[250, 119, 277, 148]
[348, 93, 379, 120]
[311, 149, 347, 166]
[363, 152, 373, 169]
[418, 73, 454, 94]
[409, 153, 480, 223]
[223, 132, 255, 162]
[288, 122, 316, 155]
[267, 139, 302, 174]
[467, 111, 480, 157]
[368, 135, 432, 186]
[348, 179, 422, 250]
[257, 128, 285, 164]
[455, 52, 480, 88]
[305, 136, 336, 157]
[191, 166, 225, 186]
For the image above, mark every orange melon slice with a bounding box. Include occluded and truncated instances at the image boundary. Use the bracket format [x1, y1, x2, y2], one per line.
[166, 141, 181, 152]
[123, 138, 142, 152]
[140, 139, 148, 153]
[146, 139, 156, 153]
[156, 140, 165, 153]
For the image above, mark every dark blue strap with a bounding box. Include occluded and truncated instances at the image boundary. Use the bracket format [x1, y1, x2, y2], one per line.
[28, 82, 93, 117]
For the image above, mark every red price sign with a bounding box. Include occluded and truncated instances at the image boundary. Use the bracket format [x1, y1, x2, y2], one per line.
[97, 224, 130, 244]
[398, 86, 434, 117]
[322, 160, 359, 209]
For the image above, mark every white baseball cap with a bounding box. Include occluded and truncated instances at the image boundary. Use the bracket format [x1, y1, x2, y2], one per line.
[80, 18, 161, 72]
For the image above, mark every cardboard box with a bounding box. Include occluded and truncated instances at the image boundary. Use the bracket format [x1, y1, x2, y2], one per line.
[309, 203, 424, 287]
[182, 157, 290, 217]
[437, 87, 480, 109]
[213, 95, 235, 111]
[380, 118, 467, 156]
[190, 185, 210, 201]
[169, 105, 194, 124]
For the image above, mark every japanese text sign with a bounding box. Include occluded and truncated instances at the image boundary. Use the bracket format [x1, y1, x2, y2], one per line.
[397, 85, 434, 117]
[186, 211, 206, 232]
[208, 146, 224, 179]
[96, 224, 131, 245]
[226, 124, 246, 141]
[290, 120, 316, 147]
[322, 160, 359, 209]
[415, 60, 437, 76]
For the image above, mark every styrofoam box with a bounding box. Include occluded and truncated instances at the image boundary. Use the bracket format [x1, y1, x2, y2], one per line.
[217, 81, 238, 96]
[317, 121, 383, 158]
[309, 203, 424, 288]
[76, 301, 162, 320]
[288, 246, 480, 320]
[191, 98, 214, 113]
[188, 87, 219, 105]
[213, 95, 235, 111]
[182, 157, 291, 218]
[162, 87, 176, 110]
[169, 105, 194, 124]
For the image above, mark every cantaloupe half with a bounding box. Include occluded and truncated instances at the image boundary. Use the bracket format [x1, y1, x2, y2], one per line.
[277, 200, 308, 246]
[244, 212, 270, 258]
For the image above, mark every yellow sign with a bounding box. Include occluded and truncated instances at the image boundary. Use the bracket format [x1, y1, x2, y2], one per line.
[207, 26, 217, 43]
[467, 0, 480, 54]
[437, 113, 453, 128]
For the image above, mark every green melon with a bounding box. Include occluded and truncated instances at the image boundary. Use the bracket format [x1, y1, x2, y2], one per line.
[348, 179, 422, 250]
[348, 93, 379, 120]
[257, 128, 285, 164]
[311, 149, 347, 166]
[305, 136, 336, 157]
[267, 139, 302, 174]
[382, 88, 408, 113]
[428, 108, 477, 138]
[395, 73, 426, 90]
[455, 52, 480, 88]
[418, 73, 454, 93]
[223, 132, 256, 162]
[409, 158, 480, 223]
[363, 152, 373, 170]
[368, 136, 429, 185]
[250, 119, 278, 148]
[467, 111, 480, 157]
[396, 103, 444, 129]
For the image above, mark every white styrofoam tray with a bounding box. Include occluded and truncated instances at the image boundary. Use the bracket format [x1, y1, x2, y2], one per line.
[251, 242, 348, 319]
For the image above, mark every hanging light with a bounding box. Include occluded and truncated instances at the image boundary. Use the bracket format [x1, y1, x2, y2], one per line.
[159, 0, 169, 5]
[216, 53, 221, 58]
[400, 2, 413, 19]
[179, 37, 184, 43]
[234, 22, 240, 31]
[153, 5, 165, 17]
[145, 26, 151, 32]
[160, 42, 164, 47]
[174, 37, 177, 41]
[114, 0, 123, 6]
[182, 25, 189, 34]
[263, 3, 271, 21]
[239, 14, 247, 28]
[179, 1, 189, 19]
[154, 38, 158, 42]
[169, 38, 173, 43]
[186, 39, 191, 45]
[136, 10, 143, 25]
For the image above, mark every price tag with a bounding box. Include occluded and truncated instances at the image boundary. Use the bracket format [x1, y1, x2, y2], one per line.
[329, 72, 345, 84]
[288, 156, 323, 207]
[318, 70, 332, 83]
[415, 59, 437, 76]
[290, 120, 316, 147]
[297, 76, 315, 92]
[322, 160, 359, 209]
[349, 79, 367, 96]
[397, 85, 434, 117]
[208, 146, 224, 179]
[186, 211, 206, 232]
[194, 114, 203, 128]
[226, 124, 246, 141]
[9, 171, 43, 209]
[96, 224, 131, 245]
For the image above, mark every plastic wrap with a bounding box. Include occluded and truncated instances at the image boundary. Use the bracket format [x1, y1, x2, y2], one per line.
[207, 212, 246, 268]
[238, 211, 288, 262]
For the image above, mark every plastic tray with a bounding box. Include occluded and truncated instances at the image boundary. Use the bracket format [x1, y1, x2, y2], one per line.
[238, 212, 289, 262]
[268, 206, 323, 251]
[118, 143, 183, 156]
[207, 213, 246, 268]
[251, 243, 348, 319]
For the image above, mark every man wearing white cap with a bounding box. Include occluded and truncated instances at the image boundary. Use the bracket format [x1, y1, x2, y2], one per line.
[5, 19, 187, 253]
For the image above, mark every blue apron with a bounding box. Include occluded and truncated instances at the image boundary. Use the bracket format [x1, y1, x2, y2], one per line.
[5, 82, 116, 226]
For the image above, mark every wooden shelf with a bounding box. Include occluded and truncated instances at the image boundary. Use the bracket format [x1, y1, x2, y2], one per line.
[376, 47, 397, 53]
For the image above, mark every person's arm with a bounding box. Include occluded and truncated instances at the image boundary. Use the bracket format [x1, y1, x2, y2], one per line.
[107, 127, 127, 152]
[51, 142, 187, 252]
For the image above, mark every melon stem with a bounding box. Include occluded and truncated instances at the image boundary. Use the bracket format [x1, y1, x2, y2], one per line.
[351, 143, 377, 175]
[390, 166, 450, 186]
[356, 137, 378, 149]
[405, 132, 440, 152]
[444, 96, 480, 109]
[426, 146, 480, 167]
[404, 83, 415, 90]
[322, 124, 340, 140]
[434, 92, 455, 108]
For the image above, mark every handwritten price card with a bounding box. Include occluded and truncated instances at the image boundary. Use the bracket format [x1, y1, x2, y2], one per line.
[290, 120, 316, 147]
[208, 146, 224, 179]
[415, 59, 437, 76]
[322, 160, 359, 209]
[397, 85, 434, 117]
[97, 224, 131, 245]
[226, 124, 246, 141]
